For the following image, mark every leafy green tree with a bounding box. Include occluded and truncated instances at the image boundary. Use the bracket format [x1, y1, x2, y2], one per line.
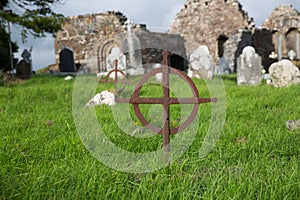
[0, 0, 65, 71]
[0, 0, 65, 38]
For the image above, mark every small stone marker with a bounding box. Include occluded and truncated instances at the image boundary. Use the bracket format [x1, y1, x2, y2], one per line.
[288, 50, 296, 60]
[237, 46, 263, 86]
[215, 57, 230, 75]
[86, 90, 116, 107]
[64, 76, 73, 81]
[286, 120, 300, 130]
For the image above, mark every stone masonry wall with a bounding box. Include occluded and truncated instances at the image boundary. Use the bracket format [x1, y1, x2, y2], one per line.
[54, 11, 128, 73]
[55, 11, 187, 73]
[168, 0, 255, 64]
[262, 5, 300, 59]
[263, 5, 300, 35]
[252, 28, 275, 71]
[54, 1, 300, 74]
[224, 30, 252, 72]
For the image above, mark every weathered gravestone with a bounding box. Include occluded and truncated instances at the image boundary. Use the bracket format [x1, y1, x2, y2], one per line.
[237, 46, 263, 86]
[269, 59, 300, 87]
[59, 47, 75, 72]
[16, 60, 31, 79]
[105, 47, 126, 72]
[188, 45, 214, 79]
[215, 57, 230, 74]
[98, 47, 127, 79]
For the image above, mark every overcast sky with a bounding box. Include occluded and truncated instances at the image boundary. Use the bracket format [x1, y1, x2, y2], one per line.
[10, 0, 300, 70]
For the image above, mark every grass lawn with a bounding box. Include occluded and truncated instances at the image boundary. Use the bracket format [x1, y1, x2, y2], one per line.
[0, 74, 299, 199]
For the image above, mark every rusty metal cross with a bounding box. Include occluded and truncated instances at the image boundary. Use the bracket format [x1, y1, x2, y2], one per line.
[99, 59, 126, 83]
[115, 50, 217, 153]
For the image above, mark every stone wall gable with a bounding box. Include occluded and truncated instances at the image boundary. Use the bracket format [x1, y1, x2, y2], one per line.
[54, 2, 300, 75]
[169, 0, 255, 71]
[169, 0, 254, 62]
[262, 5, 300, 60]
[263, 5, 300, 33]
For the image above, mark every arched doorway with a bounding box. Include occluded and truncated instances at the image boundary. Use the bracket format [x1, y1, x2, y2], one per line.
[98, 39, 122, 73]
[285, 28, 299, 59]
[217, 34, 228, 58]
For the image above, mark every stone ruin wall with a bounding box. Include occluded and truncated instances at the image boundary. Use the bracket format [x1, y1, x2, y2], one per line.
[168, 0, 255, 71]
[55, 11, 128, 73]
[224, 29, 274, 72]
[251, 28, 275, 70]
[54, 1, 300, 73]
[133, 28, 188, 71]
[262, 5, 300, 59]
[54, 11, 187, 73]
[223, 30, 252, 72]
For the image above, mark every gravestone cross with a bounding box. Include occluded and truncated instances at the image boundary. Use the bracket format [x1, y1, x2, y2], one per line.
[115, 50, 218, 154]
[100, 59, 126, 83]
[288, 50, 296, 60]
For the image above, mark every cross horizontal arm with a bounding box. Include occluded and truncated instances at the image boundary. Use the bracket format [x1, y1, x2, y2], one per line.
[115, 97, 218, 104]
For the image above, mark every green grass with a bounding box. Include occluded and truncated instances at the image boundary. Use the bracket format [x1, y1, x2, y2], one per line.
[0, 74, 299, 199]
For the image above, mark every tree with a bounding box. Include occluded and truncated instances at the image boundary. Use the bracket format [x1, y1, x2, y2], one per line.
[0, 24, 18, 72]
[0, 0, 65, 71]
[0, 0, 65, 38]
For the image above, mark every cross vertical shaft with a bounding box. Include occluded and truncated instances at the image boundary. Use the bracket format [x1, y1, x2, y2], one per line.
[162, 50, 170, 153]
[114, 60, 118, 82]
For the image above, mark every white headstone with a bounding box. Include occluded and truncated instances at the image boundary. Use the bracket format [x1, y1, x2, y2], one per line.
[106, 47, 126, 71]
[153, 63, 162, 82]
[237, 46, 263, 86]
[188, 45, 214, 79]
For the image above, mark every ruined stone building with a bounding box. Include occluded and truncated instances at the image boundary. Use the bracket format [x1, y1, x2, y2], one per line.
[54, 0, 300, 73]
[168, 0, 276, 72]
[54, 11, 127, 73]
[262, 5, 300, 60]
[54, 11, 187, 74]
